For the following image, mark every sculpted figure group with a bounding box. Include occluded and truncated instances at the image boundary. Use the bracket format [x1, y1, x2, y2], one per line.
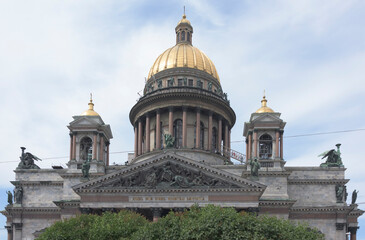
[106, 162, 235, 189]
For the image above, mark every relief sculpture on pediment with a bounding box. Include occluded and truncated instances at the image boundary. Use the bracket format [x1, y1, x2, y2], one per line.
[102, 162, 237, 189]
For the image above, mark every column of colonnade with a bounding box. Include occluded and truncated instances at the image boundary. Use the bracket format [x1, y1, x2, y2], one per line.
[132, 107, 232, 159]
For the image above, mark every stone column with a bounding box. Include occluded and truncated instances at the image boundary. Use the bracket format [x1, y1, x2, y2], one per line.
[99, 135, 104, 162]
[349, 227, 358, 240]
[152, 208, 162, 222]
[208, 112, 213, 151]
[253, 131, 257, 158]
[275, 131, 280, 158]
[106, 143, 110, 166]
[69, 134, 73, 161]
[224, 123, 229, 157]
[168, 107, 174, 135]
[13, 223, 22, 240]
[182, 107, 187, 148]
[248, 133, 252, 160]
[280, 131, 283, 159]
[218, 117, 222, 152]
[5, 226, 12, 240]
[72, 133, 76, 160]
[145, 114, 150, 153]
[138, 119, 142, 156]
[245, 139, 248, 163]
[156, 110, 161, 150]
[228, 129, 231, 152]
[93, 133, 97, 160]
[134, 124, 138, 158]
[196, 109, 201, 148]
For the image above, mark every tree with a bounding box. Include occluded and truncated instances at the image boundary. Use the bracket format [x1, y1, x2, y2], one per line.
[38, 205, 324, 240]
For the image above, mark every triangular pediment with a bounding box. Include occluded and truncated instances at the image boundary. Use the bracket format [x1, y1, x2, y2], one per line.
[69, 116, 101, 127]
[251, 113, 282, 123]
[73, 152, 266, 193]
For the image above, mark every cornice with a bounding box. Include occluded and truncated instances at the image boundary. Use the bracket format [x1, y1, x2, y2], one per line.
[53, 200, 80, 208]
[5, 207, 60, 214]
[11, 181, 63, 187]
[288, 179, 349, 185]
[78, 188, 263, 194]
[259, 199, 296, 207]
[242, 171, 291, 177]
[290, 206, 353, 213]
[60, 173, 105, 179]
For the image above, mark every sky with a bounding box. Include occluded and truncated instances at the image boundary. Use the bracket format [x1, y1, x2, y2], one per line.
[0, 0, 364, 238]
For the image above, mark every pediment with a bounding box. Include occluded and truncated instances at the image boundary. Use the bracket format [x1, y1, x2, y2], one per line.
[69, 116, 101, 127]
[251, 113, 282, 123]
[73, 152, 266, 193]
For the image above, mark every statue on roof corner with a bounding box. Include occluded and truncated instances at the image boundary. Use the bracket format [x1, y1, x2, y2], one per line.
[17, 147, 41, 170]
[318, 143, 344, 167]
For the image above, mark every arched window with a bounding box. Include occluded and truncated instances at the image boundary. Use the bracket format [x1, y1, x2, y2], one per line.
[259, 134, 272, 159]
[181, 31, 185, 41]
[80, 137, 92, 161]
[177, 32, 180, 42]
[187, 32, 190, 42]
[212, 127, 217, 151]
[194, 121, 205, 149]
[174, 119, 183, 148]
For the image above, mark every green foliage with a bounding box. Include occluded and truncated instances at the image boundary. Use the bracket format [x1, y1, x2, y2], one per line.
[38, 205, 324, 240]
[37, 210, 148, 240]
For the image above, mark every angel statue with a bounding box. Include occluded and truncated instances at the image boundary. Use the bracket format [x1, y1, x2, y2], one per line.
[318, 144, 343, 167]
[17, 147, 41, 169]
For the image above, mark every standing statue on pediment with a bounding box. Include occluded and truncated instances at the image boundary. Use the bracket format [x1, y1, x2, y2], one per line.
[319, 143, 344, 167]
[82, 159, 91, 179]
[164, 133, 175, 148]
[336, 184, 345, 203]
[352, 190, 359, 204]
[14, 186, 23, 204]
[250, 158, 260, 180]
[17, 147, 41, 169]
[7, 191, 13, 205]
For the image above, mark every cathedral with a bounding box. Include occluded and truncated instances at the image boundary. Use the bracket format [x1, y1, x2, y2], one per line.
[3, 14, 363, 240]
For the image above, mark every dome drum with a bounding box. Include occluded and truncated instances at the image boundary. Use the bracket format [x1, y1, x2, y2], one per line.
[144, 67, 222, 97]
[130, 104, 234, 165]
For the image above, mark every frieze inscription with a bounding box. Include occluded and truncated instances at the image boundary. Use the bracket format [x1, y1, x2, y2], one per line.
[129, 196, 207, 202]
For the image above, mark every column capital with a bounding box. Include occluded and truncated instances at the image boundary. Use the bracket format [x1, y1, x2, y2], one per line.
[208, 110, 213, 116]
[168, 106, 174, 112]
[156, 108, 161, 114]
[182, 106, 188, 111]
[195, 107, 201, 113]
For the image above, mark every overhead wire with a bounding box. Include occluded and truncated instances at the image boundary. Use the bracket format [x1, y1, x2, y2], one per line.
[0, 128, 364, 164]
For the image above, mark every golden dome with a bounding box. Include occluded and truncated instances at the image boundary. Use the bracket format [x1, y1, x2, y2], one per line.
[177, 14, 191, 25]
[256, 95, 274, 113]
[147, 14, 219, 81]
[147, 43, 220, 81]
[81, 95, 99, 116]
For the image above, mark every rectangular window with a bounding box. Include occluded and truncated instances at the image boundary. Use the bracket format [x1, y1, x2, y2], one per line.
[188, 79, 194, 86]
[178, 79, 183, 86]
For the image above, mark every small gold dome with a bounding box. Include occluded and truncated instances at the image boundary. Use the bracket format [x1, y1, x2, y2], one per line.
[147, 43, 220, 81]
[81, 95, 99, 116]
[256, 95, 274, 113]
[177, 14, 191, 25]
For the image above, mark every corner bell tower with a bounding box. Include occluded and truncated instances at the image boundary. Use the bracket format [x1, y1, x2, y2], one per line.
[243, 95, 286, 169]
[67, 96, 113, 173]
